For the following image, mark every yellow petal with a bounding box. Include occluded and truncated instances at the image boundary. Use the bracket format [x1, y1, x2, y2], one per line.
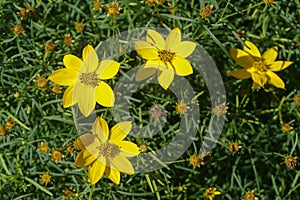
[230, 48, 255, 69]
[165, 27, 181, 51]
[135, 41, 159, 60]
[110, 156, 135, 174]
[146, 29, 165, 49]
[95, 81, 114, 107]
[78, 133, 99, 147]
[92, 117, 109, 142]
[105, 166, 120, 185]
[62, 85, 76, 108]
[172, 41, 197, 58]
[82, 44, 98, 72]
[97, 60, 120, 80]
[251, 73, 267, 87]
[110, 121, 132, 142]
[135, 64, 157, 81]
[243, 41, 261, 58]
[74, 148, 96, 168]
[143, 60, 163, 69]
[262, 46, 278, 63]
[116, 141, 140, 157]
[48, 68, 77, 86]
[269, 61, 293, 72]
[172, 56, 193, 76]
[227, 69, 251, 79]
[88, 156, 106, 185]
[63, 55, 83, 71]
[157, 67, 174, 90]
[267, 71, 285, 89]
[74, 83, 96, 117]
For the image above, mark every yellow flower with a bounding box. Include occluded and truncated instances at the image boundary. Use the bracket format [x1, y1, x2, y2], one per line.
[244, 190, 258, 200]
[285, 155, 297, 170]
[74, 117, 140, 185]
[5, 118, 15, 130]
[48, 44, 120, 117]
[13, 24, 24, 35]
[40, 172, 51, 185]
[0, 126, 6, 136]
[39, 142, 48, 153]
[263, 0, 275, 5]
[199, 5, 213, 18]
[228, 142, 241, 153]
[51, 150, 63, 163]
[189, 154, 203, 168]
[228, 41, 293, 89]
[106, 3, 120, 18]
[205, 187, 221, 200]
[75, 22, 84, 32]
[175, 101, 190, 115]
[135, 28, 196, 89]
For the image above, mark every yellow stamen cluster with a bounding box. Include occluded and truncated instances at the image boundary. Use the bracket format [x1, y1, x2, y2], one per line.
[93, 1, 103, 10]
[79, 72, 99, 87]
[97, 142, 120, 158]
[39, 142, 48, 153]
[45, 42, 55, 53]
[253, 61, 268, 73]
[244, 191, 258, 200]
[51, 150, 63, 163]
[13, 24, 24, 35]
[75, 22, 84, 32]
[106, 3, 120, 18]
[63, 35, 73, 46]
[36, 77, 49, 89]
[158, 50, 175, 65]
[0, 126, 6, 136]
[5, 119, 15, 130]
[40, 173, 51, 185]
[175, 101, 190, 115]
[229, 142, 241, 153]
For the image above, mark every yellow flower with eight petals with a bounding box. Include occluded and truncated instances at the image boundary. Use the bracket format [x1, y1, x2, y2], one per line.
[228, 41, 292, 89]
[135, 28, 196, 89]
[48, 45, 120, 117]
[74, 117, 140, 185]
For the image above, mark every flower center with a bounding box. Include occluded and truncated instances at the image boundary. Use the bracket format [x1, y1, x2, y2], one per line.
[253, 61, 268, 73]
[97, 142, 120, 158]
[79, 72, 99, 87]
[158, 50, 175, 65]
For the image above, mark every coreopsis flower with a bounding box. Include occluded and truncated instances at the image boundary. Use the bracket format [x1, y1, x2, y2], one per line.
[281, 123, 292, 132]
[244, 190, 258, 200]
[13, 24, 24, 35]
[74, 117, 140, 185]
[135, 28, 196, 89]
[51, 150, 63, 163]
[45, 41, 55, 52]
[294, 96, 300, 104]
[40, 172, 51, 185]
[36, 76, 49, 89]
[18, 8, 27, 19]
[93, 1, 103, 10]
[106, 3, 120, 18]
[5, 118, 15, 130]
[200, 5, 213, 18]
[205, 187, 221, 200]
[175, 101, 190, 115]
[0, 126, 6, 136]
[63, 34, 73, 46]
[48, 44, 120, 117]
[263, 0, 275, 5]
[189, 154, 203, 168]
[213, 102, 228, 116]
[63, 188, 75, 199]
[228, 41, 293, 89]
[285, 155, 297, 170]
[39, 142, 48, 153]
[75, 22, 84, 32]
[139, 144, 148, 153]
[229, 142, 241, 153]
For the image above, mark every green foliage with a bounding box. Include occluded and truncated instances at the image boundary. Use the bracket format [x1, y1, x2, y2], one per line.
[0, 0, 299, 199]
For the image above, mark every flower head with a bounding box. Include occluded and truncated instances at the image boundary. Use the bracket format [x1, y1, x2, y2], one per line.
[244, 190, 258, 200]
[229, 142, 241, 153]
[51, 150, 63, 163]
[36, 76, 49, 89]
[213, 102, 228, 116]
[0, 126, 6, 136]
[228, 41, 292, 89]
[175, 101, 190, 115]
[106, 3, 120, 18]
[263, 0, 275, 5]
[48, 44, 120, 117]
[64, 34, 73, 46]
[294, 96, 300, 104]
[135, 28, 196, 89]
[51, 85, 62, 94]
[285, 155, 297, 170]
[200, 5, 213, 18]
[93, 1, 103, 10]
[39, 142, 48, 153]
[205, 187, 221, 200]
[75, 22, 84, 32]
[40, 172, 51, 185]
[13, 24, 24, 35]
[5, 118, 15, 130]
[189, 154, 202, 168]
[74, 117, 140, 185]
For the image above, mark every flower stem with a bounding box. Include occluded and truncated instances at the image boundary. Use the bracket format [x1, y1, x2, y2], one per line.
[88, 184, 95, 200]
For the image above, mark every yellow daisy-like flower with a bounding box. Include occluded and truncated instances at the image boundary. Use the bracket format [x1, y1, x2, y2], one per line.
[205, 187, 221, 200]
[228, 41, 293, 89]
[48, 45, 120, 117]
[74, 117, 140, 185]
[135, 28, 196, 89]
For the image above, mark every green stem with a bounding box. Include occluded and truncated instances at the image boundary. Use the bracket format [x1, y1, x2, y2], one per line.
[88, 184, 95, 200]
